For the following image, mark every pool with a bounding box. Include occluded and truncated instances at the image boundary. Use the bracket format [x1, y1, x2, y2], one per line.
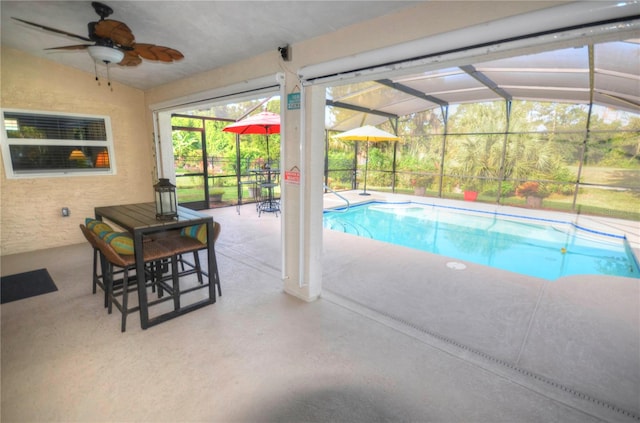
[323, 202, 640, 280]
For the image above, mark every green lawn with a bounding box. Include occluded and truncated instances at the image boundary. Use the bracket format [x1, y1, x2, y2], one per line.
[177, 186, 238, 203]
[573, 166, 640, 188]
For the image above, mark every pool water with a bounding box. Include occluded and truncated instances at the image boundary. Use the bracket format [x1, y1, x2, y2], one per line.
[323, 202, 640, 281]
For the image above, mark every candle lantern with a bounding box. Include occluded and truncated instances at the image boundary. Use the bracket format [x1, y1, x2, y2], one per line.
[154, 178, 178, 220]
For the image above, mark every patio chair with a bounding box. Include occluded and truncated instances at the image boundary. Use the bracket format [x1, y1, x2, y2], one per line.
[237, 173, 261, 215]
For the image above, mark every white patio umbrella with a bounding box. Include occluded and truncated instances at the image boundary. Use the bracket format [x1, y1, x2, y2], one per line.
[334, 125, 400, 195]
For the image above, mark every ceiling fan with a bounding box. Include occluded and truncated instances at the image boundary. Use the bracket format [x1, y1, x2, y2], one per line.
[12, 1, 184, 67]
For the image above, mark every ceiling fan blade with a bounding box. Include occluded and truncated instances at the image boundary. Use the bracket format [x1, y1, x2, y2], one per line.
[12, 17, 92, 43]
[118, 50, 142, 67]
[93, 19, 135, 47]
[132, 44, 184, 62]
[45, 45, 90, 51]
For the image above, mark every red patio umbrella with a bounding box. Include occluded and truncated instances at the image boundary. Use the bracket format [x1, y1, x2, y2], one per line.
[223, 111, 280, 164]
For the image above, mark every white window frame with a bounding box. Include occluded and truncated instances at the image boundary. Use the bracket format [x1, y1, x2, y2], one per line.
[1, 108, 117, 179]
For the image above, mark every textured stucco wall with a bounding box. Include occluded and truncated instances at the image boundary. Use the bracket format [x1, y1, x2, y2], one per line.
[0, 47, 153, 256]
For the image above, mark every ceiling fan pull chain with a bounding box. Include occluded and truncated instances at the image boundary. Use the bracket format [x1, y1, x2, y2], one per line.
[92, 60, 115, 90]
[106, 63, 113, 91]
[94, 61, 101, 86]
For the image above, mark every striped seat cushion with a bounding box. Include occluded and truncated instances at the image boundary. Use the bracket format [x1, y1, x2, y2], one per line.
[101, 231, 135, 255]
[180, 224, 207, 245]
[85, 218, 113, 236]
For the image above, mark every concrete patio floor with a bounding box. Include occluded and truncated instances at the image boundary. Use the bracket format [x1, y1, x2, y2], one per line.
[1, 194, 638, 422]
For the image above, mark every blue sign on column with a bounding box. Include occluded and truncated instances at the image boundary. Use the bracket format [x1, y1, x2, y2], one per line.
[287, 92, 301, 110]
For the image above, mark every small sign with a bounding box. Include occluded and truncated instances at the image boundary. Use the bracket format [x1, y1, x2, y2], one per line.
[287, 92, 301, 110]
[284, 170, 300, 185]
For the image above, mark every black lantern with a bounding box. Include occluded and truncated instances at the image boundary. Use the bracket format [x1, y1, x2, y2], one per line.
[154, 178, 177, 220]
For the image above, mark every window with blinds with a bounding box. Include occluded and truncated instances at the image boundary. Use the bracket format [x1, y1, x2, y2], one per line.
[1, 109, 116, 178]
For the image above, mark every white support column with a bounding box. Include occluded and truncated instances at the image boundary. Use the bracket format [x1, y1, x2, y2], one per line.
[281, 76, 324, 301]
[153, 110, 176, 182]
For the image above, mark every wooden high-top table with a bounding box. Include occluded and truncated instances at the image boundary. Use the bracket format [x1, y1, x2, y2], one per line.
[95, 202, 218, 329]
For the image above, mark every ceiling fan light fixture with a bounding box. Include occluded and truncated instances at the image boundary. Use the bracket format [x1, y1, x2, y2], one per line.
[87, 45, 124, 64]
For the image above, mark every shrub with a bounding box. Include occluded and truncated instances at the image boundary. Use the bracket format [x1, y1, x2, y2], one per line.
[516, 181, 550, 198]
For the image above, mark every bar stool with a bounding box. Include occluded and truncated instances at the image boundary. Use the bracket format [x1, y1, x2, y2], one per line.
[81, 224, 175, 332]
[80, 224, 107, 306]
[153, 222, 222, 297]
[80, 222, 133, 308]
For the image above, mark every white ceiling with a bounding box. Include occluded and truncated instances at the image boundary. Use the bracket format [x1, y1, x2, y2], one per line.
[1, 0, 416, 90]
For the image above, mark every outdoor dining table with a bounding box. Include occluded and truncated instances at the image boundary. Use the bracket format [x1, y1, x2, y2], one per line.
[94, 202, 218, 329]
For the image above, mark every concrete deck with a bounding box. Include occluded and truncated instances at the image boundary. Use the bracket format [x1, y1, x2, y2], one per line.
[1, 194, 638, 422]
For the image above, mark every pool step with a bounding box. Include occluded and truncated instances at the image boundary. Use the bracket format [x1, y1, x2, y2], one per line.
[325, 218, 373, 238]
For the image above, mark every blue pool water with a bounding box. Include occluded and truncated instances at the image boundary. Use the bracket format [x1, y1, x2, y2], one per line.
[323, 202, 640, 280]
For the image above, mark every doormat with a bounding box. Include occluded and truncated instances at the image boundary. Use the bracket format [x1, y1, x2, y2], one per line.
[1, 268, 58, 304]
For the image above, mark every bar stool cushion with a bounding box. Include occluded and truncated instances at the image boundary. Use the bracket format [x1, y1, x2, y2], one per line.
[180, 224, 207, 244]
[101, 231, 135, 255]
[180, 222, 222, 244]
[85, 218, 113, 236]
